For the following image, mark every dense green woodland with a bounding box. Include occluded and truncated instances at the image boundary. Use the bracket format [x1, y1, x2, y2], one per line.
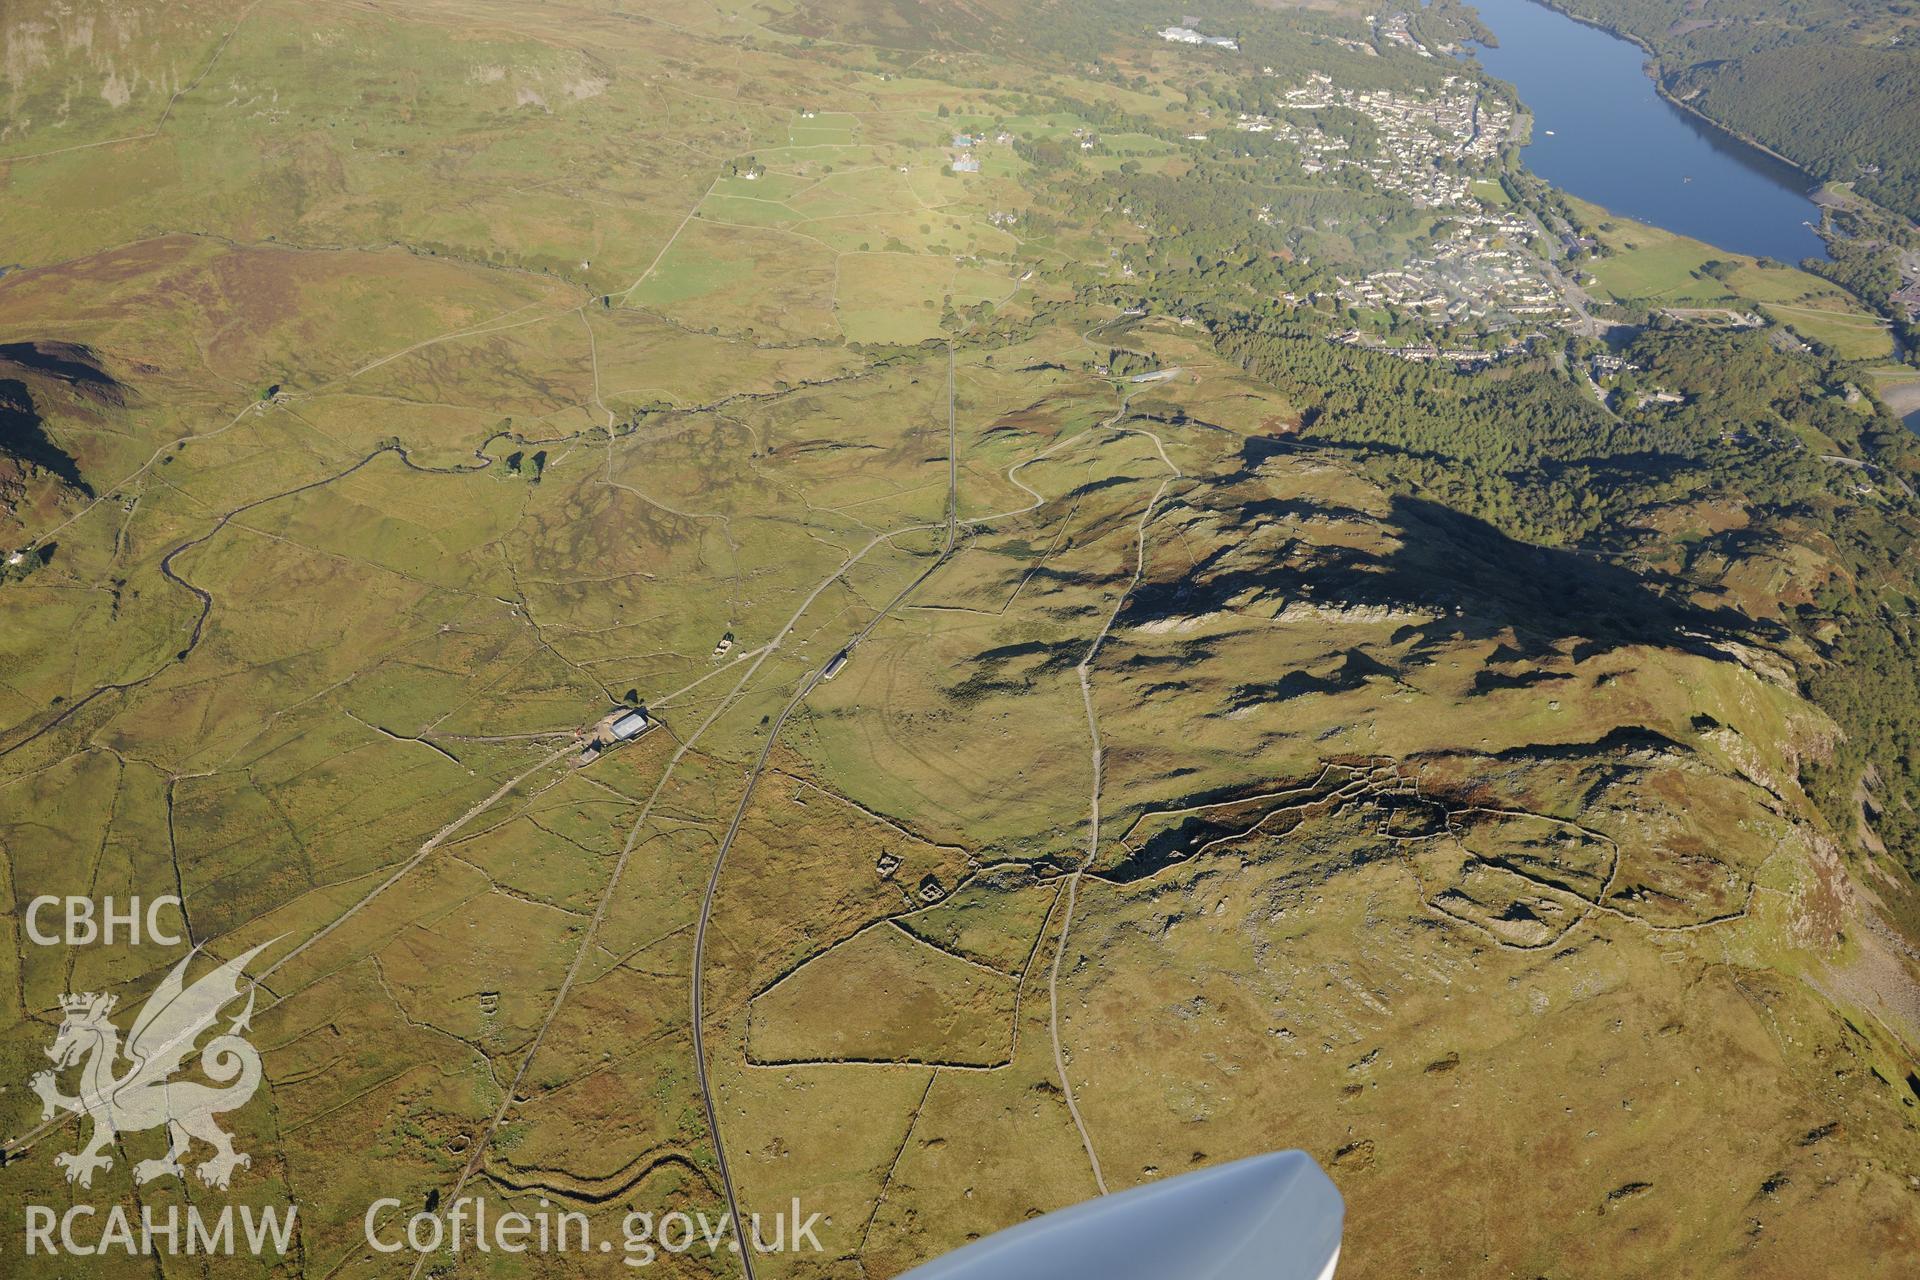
[1539, 0, 1920, 218]
[1673, 47, 1920, 218]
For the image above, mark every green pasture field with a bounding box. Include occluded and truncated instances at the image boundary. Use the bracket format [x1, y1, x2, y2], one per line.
[1572, 195, 1893, 356]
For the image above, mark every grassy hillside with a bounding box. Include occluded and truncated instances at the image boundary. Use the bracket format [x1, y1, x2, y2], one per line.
[0, 3, 1915, 1278]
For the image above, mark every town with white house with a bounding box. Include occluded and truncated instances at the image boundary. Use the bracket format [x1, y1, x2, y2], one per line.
[1239, 73, 1575, 332]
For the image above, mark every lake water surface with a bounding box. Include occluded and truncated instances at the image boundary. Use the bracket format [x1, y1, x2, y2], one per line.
[1464, 0, 1829, 263]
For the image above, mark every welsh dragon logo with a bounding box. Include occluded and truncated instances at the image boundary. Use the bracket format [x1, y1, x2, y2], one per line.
[31, 940, 274, 1190]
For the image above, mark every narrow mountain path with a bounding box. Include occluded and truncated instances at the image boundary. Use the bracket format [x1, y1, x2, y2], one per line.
[1048, 417, 1182, 1197]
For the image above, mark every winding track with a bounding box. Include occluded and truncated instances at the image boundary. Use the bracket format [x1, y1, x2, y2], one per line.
[682, 369, 1166, 1247]
[407, 344, 971, 1277]
[684, 343, 961, 1279]
[0, 293, 1147, 1261]
[1045, 419, 1181, 1196]
[405, 504, 946, 1280]
[0, 443, 449, 764]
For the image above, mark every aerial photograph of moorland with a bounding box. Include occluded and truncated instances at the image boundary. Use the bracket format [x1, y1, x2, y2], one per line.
[2, 0, 1917, 1276]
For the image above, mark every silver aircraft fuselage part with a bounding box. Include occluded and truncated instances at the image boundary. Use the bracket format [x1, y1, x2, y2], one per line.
[898, 1149, 1344, 1280]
